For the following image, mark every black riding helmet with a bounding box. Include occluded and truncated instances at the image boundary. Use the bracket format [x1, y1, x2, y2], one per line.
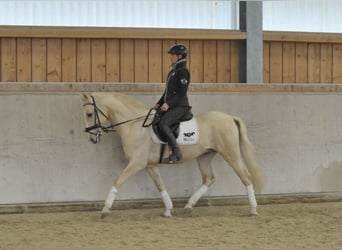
[168, 44, 187, 59]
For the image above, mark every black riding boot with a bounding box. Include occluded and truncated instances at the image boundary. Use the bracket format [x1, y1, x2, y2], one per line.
[169, 146, 182, 163]
[162, 128, 182, 163]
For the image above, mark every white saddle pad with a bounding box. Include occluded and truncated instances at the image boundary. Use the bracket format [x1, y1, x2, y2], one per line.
[151, 118, 199, 145]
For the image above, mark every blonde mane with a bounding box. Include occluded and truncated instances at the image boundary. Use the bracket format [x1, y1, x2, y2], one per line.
[94, 92, 149, 116]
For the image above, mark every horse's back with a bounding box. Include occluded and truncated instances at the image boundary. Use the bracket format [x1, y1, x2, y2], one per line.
[196, 111, 236, 127]
[192, 110, 247, 164]
[195, 111, 239, 141]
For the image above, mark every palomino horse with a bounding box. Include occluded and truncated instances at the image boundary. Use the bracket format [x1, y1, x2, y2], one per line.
[81, 92, 263, 218]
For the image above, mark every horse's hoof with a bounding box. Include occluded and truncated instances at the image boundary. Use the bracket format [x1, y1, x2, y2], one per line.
[184, 207, 193, 217]
[101, 212, 110, 219]
[250, 207, 259, 216]
[163, 210, 172, 218]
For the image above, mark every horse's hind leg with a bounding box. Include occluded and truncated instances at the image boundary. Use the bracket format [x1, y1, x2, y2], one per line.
[222, 156, 258, 216]
[184, 151, 216, 215]
[145, 166, 173, 217]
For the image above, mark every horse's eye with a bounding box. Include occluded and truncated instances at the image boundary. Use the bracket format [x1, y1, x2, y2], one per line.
[86, 113, 93, 118]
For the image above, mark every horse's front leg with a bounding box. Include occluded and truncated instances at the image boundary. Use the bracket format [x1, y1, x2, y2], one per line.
[145, 166, 173, 217]
[101, 160, 145, 219]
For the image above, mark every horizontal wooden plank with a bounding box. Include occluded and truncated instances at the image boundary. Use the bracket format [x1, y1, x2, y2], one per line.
[2, 26, 341, 44]
[0, 26, 246, 40]
[264, 31, 342, 44]
[1, 82, 342, 94]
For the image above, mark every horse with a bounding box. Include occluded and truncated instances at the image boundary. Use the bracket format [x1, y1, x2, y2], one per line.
[81, 92, 263, 219]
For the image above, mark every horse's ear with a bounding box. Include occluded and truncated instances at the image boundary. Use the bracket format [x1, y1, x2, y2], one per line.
[80, 93, 89, 103]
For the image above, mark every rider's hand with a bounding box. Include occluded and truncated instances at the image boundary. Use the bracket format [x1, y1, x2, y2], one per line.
[160, 103, 169, 111]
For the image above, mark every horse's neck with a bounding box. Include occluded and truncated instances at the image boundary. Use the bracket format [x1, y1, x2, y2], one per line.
[106, 96, 148, 123]
[104, 95, 149, 158]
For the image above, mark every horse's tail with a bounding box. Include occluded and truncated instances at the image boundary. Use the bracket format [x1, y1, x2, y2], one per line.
[233, 117, 264, 193]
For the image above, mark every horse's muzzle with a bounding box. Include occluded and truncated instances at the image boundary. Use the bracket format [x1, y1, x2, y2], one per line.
[89, 131, 102, 144]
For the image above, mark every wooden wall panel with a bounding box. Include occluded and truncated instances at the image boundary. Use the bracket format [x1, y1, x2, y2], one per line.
[1, 38, 16, 82]
[91, 39, 106, 82]
[263, 42, 270, 83]
[282, 42, 295, 83]
[270, 42, 283, 83]
[308, 43, 321, 83]
[230, 41, 239, 83]
[189, 40, 203, 83]
[32, 38, 47, 82]
[320, 44, 333, 83]
[332, 44, 342, 83]
[77, 39, 91, 82]
[106, 39, 120, 82]
[120, 39, 134, 82]
[295, 43, 308, 83]
[148, 40, 162, 83]
[1, 28, 341, 84]
[47, 39, 62, 82]
[0, 39, 1, 81]
[17, 38, 31, 82]
[134, 40, 148, 82]
[217, 40, 231, 83]
[62, 39, 76, 82]
[203, 40, 217, 83]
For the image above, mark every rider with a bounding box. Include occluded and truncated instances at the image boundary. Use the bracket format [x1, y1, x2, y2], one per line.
[154, 44, 191, 163]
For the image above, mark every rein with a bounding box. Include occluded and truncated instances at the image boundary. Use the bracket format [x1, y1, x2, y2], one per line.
[83, 96, 151, 135]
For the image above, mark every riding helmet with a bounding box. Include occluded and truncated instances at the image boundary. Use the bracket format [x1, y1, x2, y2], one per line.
[168, 44, 187, 58]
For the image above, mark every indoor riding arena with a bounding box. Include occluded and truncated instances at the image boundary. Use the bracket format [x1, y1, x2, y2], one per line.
[1, 1, 342, 250]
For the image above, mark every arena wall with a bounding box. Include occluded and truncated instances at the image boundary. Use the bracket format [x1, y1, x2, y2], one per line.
[1, 26, 342, 84]
[0, 83, 341, 205]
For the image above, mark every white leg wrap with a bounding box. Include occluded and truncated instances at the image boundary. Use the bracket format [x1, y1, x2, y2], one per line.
[161, 190, 173, 210]
[105, 186, 118, 209]
[246, 184, 257, 208]
[188, 185, 209, 206]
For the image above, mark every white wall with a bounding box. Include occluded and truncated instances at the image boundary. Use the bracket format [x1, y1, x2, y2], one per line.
[263, 0, 342, 32]
[1, 0, 342, 32]
[0, 92, 341, 204]
[0, 0, 234, 29]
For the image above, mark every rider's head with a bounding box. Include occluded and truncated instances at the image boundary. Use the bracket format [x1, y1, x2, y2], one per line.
[168, 44, 187, 64]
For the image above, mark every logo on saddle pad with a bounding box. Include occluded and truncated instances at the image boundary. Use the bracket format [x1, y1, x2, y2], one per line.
[151, 118, 199, 145]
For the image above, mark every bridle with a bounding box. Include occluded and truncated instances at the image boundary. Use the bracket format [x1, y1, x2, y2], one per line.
[83, 96, 152, 143]
[83, 96, 115, 133]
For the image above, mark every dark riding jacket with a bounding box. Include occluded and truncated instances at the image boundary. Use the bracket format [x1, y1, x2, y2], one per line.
[157, 59, 190, 109]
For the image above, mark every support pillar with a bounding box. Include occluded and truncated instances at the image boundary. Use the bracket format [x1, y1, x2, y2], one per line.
[239, 1, 263, 83]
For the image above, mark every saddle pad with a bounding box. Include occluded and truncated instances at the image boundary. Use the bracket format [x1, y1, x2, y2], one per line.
[151, 118, 199, 145]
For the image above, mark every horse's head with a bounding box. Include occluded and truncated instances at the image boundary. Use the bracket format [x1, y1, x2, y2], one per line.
[81, 94, 111, 144]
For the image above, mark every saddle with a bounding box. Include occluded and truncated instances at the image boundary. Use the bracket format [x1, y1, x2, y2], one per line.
[151, 109, 194, 143]
[142, 108, 198, 163]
